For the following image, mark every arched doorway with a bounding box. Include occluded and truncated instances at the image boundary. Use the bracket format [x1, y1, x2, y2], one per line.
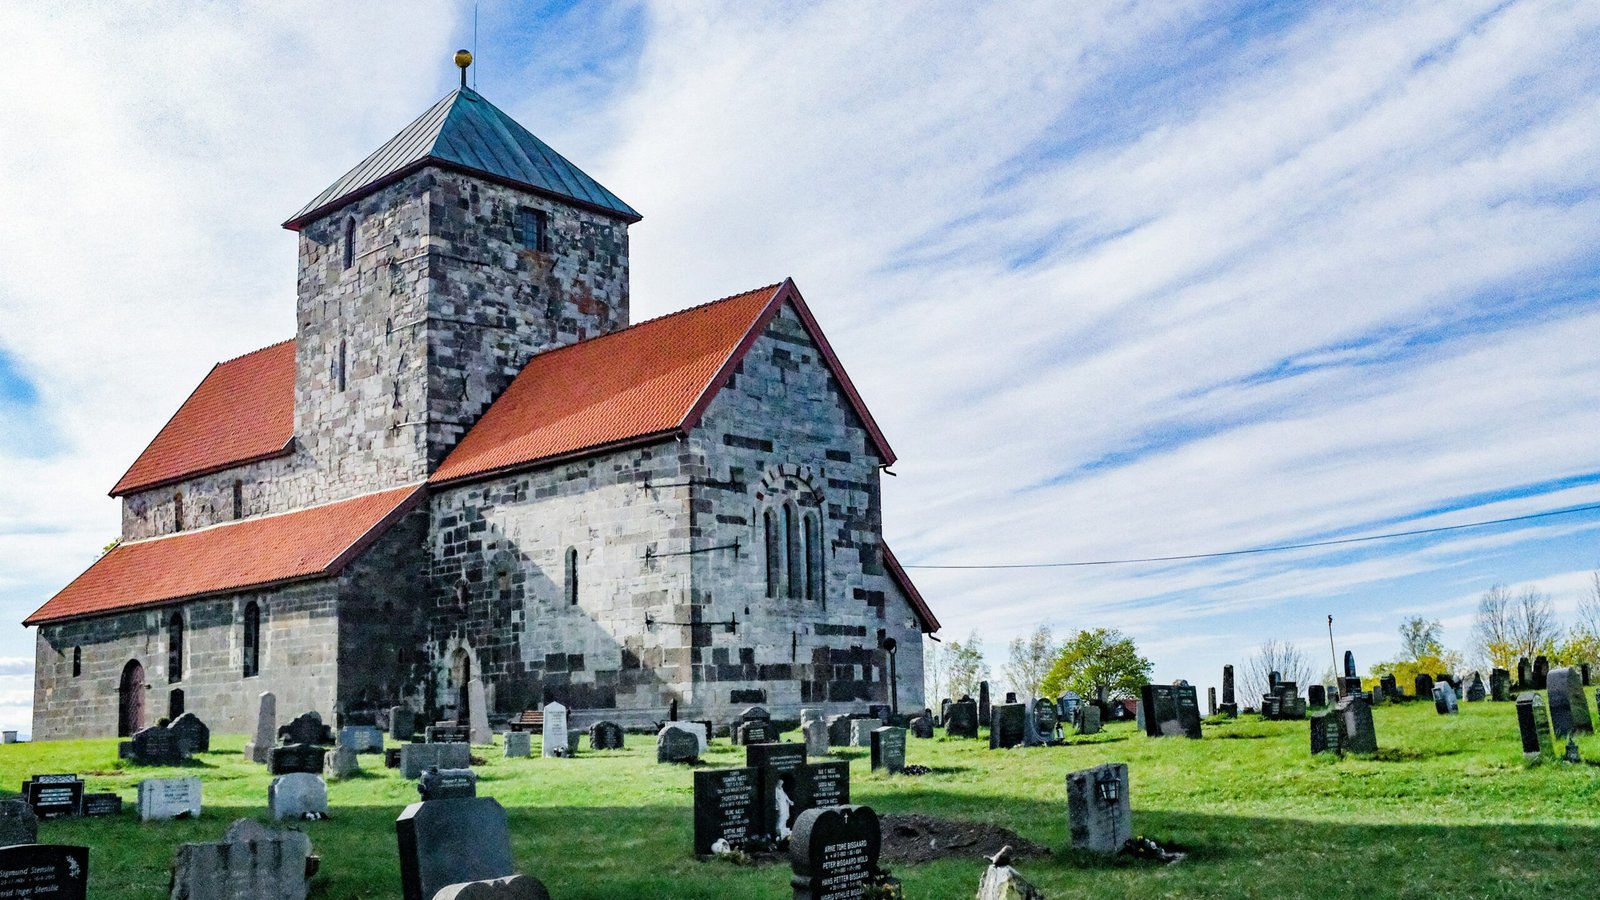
[118, 660, 145, 736]
[449, 648, 471, 724]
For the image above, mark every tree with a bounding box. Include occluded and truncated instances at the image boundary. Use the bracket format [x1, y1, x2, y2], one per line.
[1039, 628, 1152, 701]
[1002, 625, 1057, 702]
[1555, 571, 1600, 666]
[944, 632, 989, 700]
[922, 638, 946, 707]
[1472, 584, 1561, 669]
[1373, 617, 1464, 690]
[1398, 617, 1444, 661]
[1243, 639, 1315, 701]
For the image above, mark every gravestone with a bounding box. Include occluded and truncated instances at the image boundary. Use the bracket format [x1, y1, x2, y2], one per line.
[978, 682, 991, 729]
[588, 721, 625, 751]
[944, 700, 978, 738]
[908, 715, 933, 739]
[1310, 710, 1342, 755]
[989, 703, 1026, 749]
[1465, 672, 1487, 702]
[738, 720, 779, 746]
[1337, 694, 1377, 754]
[1136, 698, 1147, 730]
[541, 703, 569, 758]
[1517, 692, 1556, 761]
[385, 748, 403, 769]
[81, 793, 122, 817]
[119, 725, 187, 766]
[137, 776, 201, 821]
[427, 725, 470, 744]
[939, 699, 952, 724]
[693, 768, 757, 855]
[1533, 655, 1550, 689]
[1545, 667, 1593, 738]
[1344, 651, 1356, 679]
[396, 797, 514, 900]
[1076, 705, 1102, 735]
[1414, 674, 1434, 700]
[504, 732, 532, 758]
[169, 819, 314, 900]
[324, 745, 359, 779]
[390, 705, 417, 741]
[826, 715, 853, 747]
[169, 712, 211, 755]
[245, 692, 277, 764]
[1066, 762, 1131, 854]
[269, 773, 328, 821]
[22, 774, 85, 819]
[1141, 684, 1202, 738]
[278, 711, 334, 746]
[792, 761, 850, 821]
[1516, 656, 1532, 690]
[1207, 686, 1217, 716]
[1033, 699, 1059, 741]
[418, 767, 478, 801]
[849, 719, 876, 747]
[1308, 684, 1327, 707]
[1490, 668, 1512, 701]
[803, 718, 830, 757]
[1583, 663, 1592, 687]
[657, 726, 700, 764]
[1432, 683, 1459, 715]
[1059, 692, 1081, 722]
[432, 876, 552, 900]
[338, 725, 385, 753]
[269, 743, 325, 776]
[1379, 674, 1398, 702]
[467, 679, 493, 746]
[1340, 675, 1363, 697]
[400, 742, 472, 779]
[0, 844, 89, 900]
[0, 800, 38, 845]
[789, 805, 881, 900]
[977, 858, 1045, 900]
[1221, 664, 1238, 716]
[870, 727, 906, 774]
[748, 742, 808, 838]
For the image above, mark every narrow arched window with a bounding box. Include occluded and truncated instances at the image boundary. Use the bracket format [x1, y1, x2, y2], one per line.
[343, 217, 356, 269]
[336, 338, 347, 392]
[173, 492, 185, 531]
[167, 611, 185, 683]
[71, 646, 81, 678]
[785, 503, 801, 599]
[764, 509, 780, 598]
[565, 547, 579, 606]
[805, 513, 822, 601]
[242, 601, 261, 678]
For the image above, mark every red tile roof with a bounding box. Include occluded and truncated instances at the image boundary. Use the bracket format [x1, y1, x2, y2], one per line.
[883, 543, 940, 633]
[110, 340, 296, 496]
[431, 278, 896, 485]
[24, 485, 423, 626]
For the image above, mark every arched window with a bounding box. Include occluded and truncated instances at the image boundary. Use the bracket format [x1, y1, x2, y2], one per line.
[173, 492, 185, 531]
[764, 509, 780, 598]
[565, 547, 579, 606]
[805, 513, 822, 601]
[242, 601, 261, 678]
[785, 503, 802, 599]
[343, 217, 356, 269]
[167, 611, 185, 683]
[71, 646, 81, 678]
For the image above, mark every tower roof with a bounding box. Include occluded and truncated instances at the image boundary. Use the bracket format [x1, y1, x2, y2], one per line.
[283, 87, 641, 230]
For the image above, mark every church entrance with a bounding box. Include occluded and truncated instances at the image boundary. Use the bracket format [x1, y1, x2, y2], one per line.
[118, 660, 145, 736]
[450, 648, 471, 724]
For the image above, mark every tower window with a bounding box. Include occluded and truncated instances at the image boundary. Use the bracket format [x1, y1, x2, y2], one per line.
[173, 493, 185, 531]
[565, 546, 579, 606]
[242, 601, 261, 678]
[516, 207, 547, 251]
[343, 217, 357, 269]
[336, 338, 347, 392]
[71, 646, 81, 678]
[167, 611, 185, 683]
[764, 509, 780, 598]
[232, 480, 244, 520]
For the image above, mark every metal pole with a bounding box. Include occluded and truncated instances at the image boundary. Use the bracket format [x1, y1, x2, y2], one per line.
[1327, 614, 1340, 698]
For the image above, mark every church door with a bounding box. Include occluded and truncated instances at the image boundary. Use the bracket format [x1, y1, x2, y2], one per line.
[118, 660, 145, 736]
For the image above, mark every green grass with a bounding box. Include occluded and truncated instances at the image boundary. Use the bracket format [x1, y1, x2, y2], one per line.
[5, 698, 1600, 898]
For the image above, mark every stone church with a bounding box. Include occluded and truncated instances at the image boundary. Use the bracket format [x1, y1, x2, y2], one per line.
[26, 70, 938, 740]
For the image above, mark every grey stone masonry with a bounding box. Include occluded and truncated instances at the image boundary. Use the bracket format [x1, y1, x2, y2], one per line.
[1066, 762, 1131, 854]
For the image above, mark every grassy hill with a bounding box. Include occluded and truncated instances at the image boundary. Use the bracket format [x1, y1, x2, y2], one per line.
[3, 697, 1598, 898]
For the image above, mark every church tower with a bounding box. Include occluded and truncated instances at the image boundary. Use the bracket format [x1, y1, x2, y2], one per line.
[281, 54, 641, 501]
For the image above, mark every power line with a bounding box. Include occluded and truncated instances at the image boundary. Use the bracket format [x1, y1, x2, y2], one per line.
[901, 501, 1600, 570]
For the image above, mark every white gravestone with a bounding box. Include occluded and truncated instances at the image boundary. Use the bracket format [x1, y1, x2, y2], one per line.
[468, 679, 493, 746]
[137, 776, 201, 821]
[269, 773, 329, 821]
[245, 691, 276, 764]
[541, 702, 569, 758]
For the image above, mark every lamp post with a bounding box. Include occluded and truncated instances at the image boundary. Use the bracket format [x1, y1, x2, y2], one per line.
[883, 637, 899, 716]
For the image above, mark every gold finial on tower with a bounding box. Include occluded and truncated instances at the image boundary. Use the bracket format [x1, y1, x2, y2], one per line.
[454, 49, 473, 88]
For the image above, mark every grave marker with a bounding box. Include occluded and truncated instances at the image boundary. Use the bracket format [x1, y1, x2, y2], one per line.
[1308, 684, 1327, 707]
[119, 725, 186, 766]
[1546, 667, 1593, 738]
[278, 711, 334, 746]
[169, 819, 313, 900]
[1309, 710, 1342, 755]
[269, 743, 326, 776]
[0, 844, 88, 900]
[989, 703, 1026, 749]
[944, 700, 978, 738]
[245, 692, 276, 764]
[588, 721, 625, 751]
[657, 726, 700, 764]
[1432, 683, 1459, 715]
[792, 761, 850, 819]
[803, 718, 829, 757]
[339, 725, 385, 753]
[1066, 762, 1131, 854]
[81, 794, 122, 818]
[269, 773, 328, 821]
[1033, 699, 1059, 741]
[1517, 692, 1556, 760]
[869, 727, 906, 774]
[137, 776, 201, 821]
[541, 703, 569, 758]
[21, 774, 84, 819]
[748, 742, 808, 838]
[1221, 664, 1238, 716]
[467, 679, 493, 746]
[0, 799, 38, 845]
[400, 742, 472, 779]
[418, 767, 478, 802]
[1414, 674, 1434, 701]
[396, 797, 514, 900]
[1533, 655, 1550, 689]
[908, 715, 933, 739]
[789, 805, 882, 900]
[692, 767, 757, 855]
[1337, 694, 1377, 754]
[1465, 672, 1487, 702]
[1076, 705, 1102, 735]
[390, 705, 417, 741]
[1516, 657, 1531, 690]
[168, 712, 211, 755]
[505, 732, 532, 758]
[1490, 668, 1512, 702]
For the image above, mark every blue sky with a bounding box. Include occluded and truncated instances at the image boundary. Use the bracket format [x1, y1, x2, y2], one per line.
[1, 1, 1598, 730]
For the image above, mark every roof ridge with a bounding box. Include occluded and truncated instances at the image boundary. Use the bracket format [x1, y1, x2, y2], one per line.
[217, 337, 294, 367]
[117, 482, 424, 547]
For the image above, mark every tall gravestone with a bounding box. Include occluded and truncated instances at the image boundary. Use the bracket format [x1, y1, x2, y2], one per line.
[467, 680, 493, 746]
[1207, 686, 1217, 716]
[396, 797, 515, 900]
[1414, 674, 1433, 700]
[1344, 651, 1356, 680]
[803, 718, 829, 757]
[245, 692, 276, 764]
[978, 683, 991, 731]
[945, 700, 978, 738]
[390, 705, 417, 741]
[1533, 655, 1550, 690]
[693, 768, 757, 855]
[0, 844, 89, 900]
[1517, 692, 1556, 761]
[747, 743, 808, 839]
[1066, 762, 1131, 854]
[1032, 699, 1059, 741]
[1490, 668, 1512, 701]
[1516, 657, 1532, 690]
[789, 805, 881, 900]
[1220, 664, 1237, 716]
[1465, 672, 1487, 702]
[541, 702, 569, 758]
[1140, 684, 1202, 739]
[1545, 667, 1593, 738]
[1336, 694, 1377, 754]
[792, 762, 850, 822]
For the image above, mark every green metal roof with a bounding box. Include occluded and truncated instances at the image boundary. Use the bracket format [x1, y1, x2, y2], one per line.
[283, 88, 641, 230]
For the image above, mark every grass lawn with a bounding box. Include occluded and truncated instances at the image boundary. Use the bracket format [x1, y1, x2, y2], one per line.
[4, 697, 1599, 898]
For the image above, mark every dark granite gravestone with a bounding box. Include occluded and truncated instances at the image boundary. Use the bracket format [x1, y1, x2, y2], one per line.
[119, 725, 187, 766]
[1337, 694, 1377, 754]
[1491, 668, 1512, 701]
[400, 742, 472, 779]
[1059, 692, 1081, 721]
[21, 774, 84, 819]
[989, 703, 1026, 749]
[1378, 674, 1398, 702]
[1583, 664, 1592, 686]
[1310, 710, 1342, 755]
[945, 699, 978, 738]
[1221, 664, 1237, 711]
[1533, 655, 1550, 690]
[1066, 762, 1131, 854]
[1340, 675, 1363, 697]
[427, 724, 471, 744]
[81, 793, 122, 817]
[396, 797, 514, 900]
[657, 727, 700, 764]
[909, 715, 933, 739]
[737, 721, 779, 745]
[0, 800, 37, 846]
[1260, 693, 1280, 720]
[1414, 674, 1434, 700]
[748, 742, 808, 838]
[1308, 684, 1327, 707]
[1465, 672, 1487, 702]
[1432, 683, 1458, 715]
[792, 761, 850, 821]
[0, 844, 89, 899]
[1207, 686, 1217, 716]
[588, 721, 625, 751]
[1516, 657, 1532, 690]
[693, 767, 758, 855]
[978, 682, 991, 730]
[390, 706, 417, 741]
[1001, 692, 1016, 705]
[269, 744, 326, 776]
[790, 805, 881, 900]
[1032, 699, 1059, 740]
[1517, 692, 1556, 761]
[868, 704, 892, 722]
[1368, 683, 1387, 706]
[939, 699, 952, 724]
[386, 747, 403, 769]
[1545, 667, 1593, 738]
[278, 711, 335, 746]
[1344, 651, 1357, 679]
[1141, 684, 1202, 738]
[418, 767, 478, 801]
[869, 727, 906, 774]
[1076, 705, 1102, 735]
[1275, 683, 1305, 720]
[167, 713, 211, 755]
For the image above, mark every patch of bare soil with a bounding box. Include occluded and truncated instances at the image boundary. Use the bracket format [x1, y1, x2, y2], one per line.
[879, 814, 1051, 865]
